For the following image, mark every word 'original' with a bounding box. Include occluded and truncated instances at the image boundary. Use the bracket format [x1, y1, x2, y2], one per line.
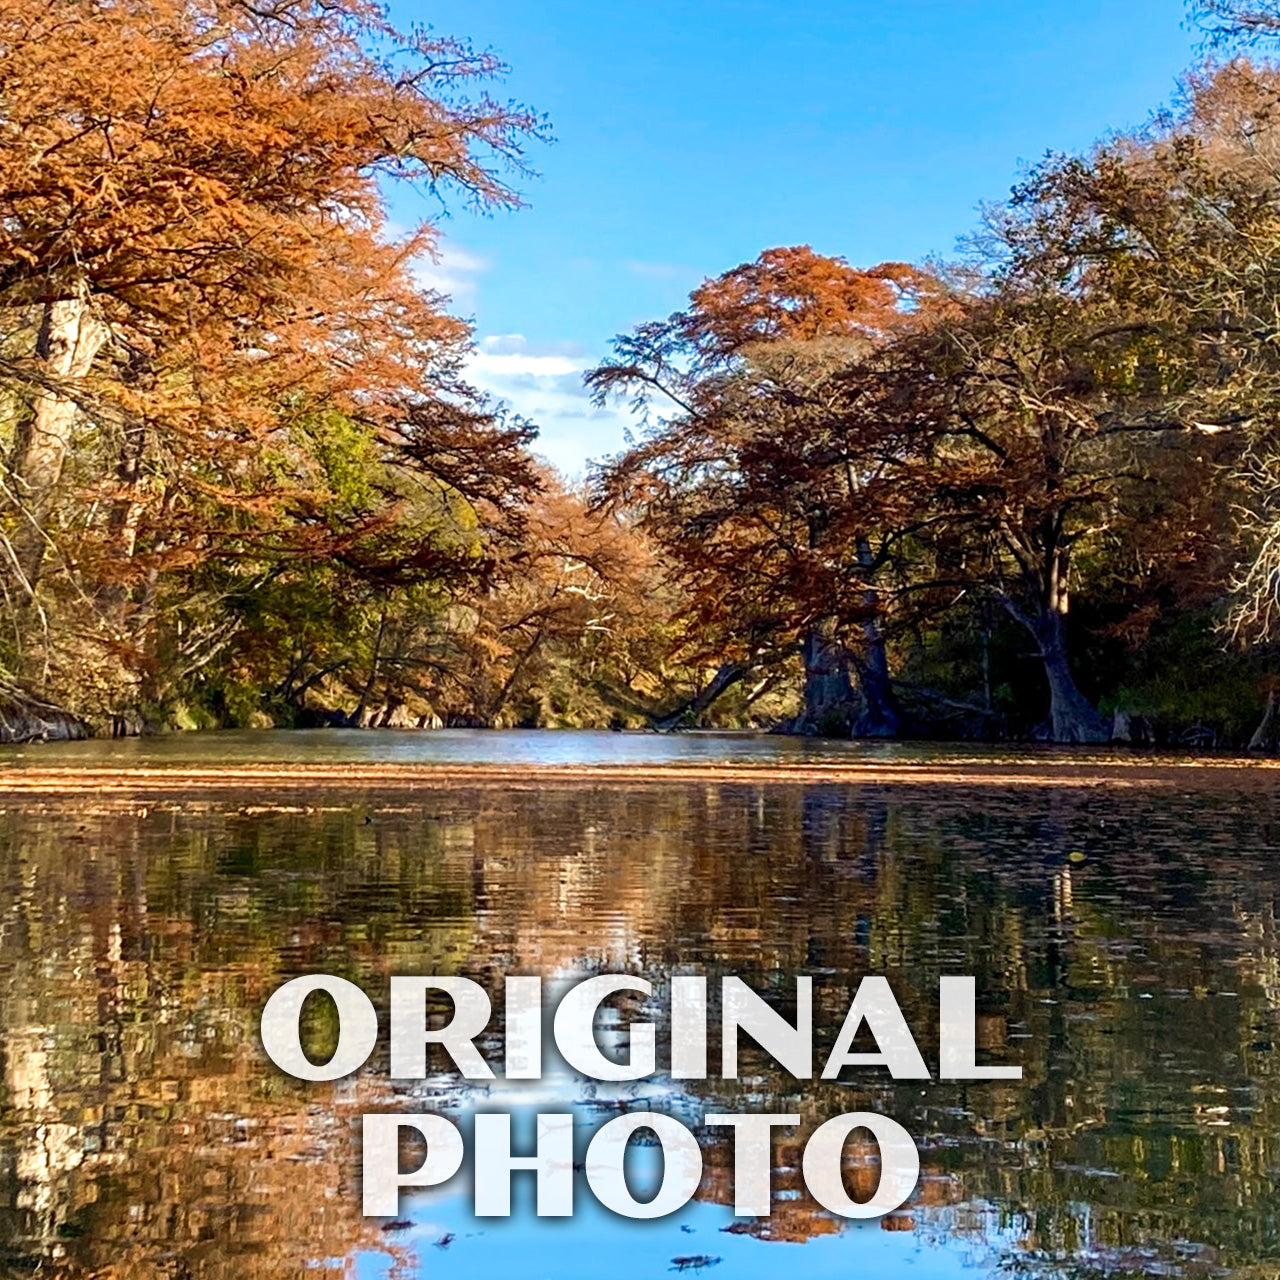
[259, 973, 1021, 1220]
[260, 973, 1022, 1083]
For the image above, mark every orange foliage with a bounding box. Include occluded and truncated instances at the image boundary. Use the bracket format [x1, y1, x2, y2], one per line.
[0, 0, 547, 706]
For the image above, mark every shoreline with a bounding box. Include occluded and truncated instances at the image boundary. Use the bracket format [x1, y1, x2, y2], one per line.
[1, 757, 1278, 796]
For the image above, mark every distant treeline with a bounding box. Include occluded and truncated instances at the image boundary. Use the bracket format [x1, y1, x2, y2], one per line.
[4, 0, 1280, 747]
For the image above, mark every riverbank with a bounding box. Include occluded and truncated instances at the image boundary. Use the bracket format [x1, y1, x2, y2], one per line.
[2, 756, 1277, 797]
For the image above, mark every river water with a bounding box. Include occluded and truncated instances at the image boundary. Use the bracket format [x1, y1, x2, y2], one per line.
[2, 729, 1279, 1279]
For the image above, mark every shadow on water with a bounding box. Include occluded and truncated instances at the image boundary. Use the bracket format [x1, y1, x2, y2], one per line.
[1, 765, 1279, 1277]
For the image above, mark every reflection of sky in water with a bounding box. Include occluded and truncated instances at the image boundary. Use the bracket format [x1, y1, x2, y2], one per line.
[0, 725, 1206, 767]
[351, 1188, 995, 1280]
[350, 1096, 1002, 1280]
[343, 993, 1014, 1280]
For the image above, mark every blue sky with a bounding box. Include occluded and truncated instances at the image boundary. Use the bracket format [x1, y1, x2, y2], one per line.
[387, 0, 1199, 477]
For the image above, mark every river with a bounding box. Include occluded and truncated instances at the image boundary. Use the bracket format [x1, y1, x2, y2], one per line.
[1, 729, 1278, 1279]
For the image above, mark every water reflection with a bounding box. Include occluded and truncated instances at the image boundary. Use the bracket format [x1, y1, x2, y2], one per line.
[1, 777, 1278, 1277]
[0, 725, 1242, 769]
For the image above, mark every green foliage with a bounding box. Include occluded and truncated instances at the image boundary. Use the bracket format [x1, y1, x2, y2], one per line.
[1108, 612, 1267, 743]
[288, 410, 379, 515]
[4, 0, 1280, 749]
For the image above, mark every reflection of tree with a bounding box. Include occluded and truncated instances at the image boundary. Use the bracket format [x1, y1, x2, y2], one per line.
[1, 780, 1279, 1276]
[0, 804, 440, 1278]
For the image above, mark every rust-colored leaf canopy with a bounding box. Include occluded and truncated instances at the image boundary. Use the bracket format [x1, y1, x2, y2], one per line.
[0, 0, 548, 565]
[585, 247, 944, 660]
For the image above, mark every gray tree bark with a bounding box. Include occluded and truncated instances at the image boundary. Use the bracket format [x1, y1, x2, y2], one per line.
[1030, 607, 1110, 745]
[852, 537, 900, 738]
[1249, 686, 1279, 752]
[797, 627, 855, 736]
[9, 289, 109, 589]
[652, 661, 748, 731]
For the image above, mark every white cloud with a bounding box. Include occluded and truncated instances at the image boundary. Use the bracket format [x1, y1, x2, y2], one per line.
[465, 334, 636, 478]
[412, 242, 489, 311]
[470, 340, 583, 380]
[622, 259, 688, 281]
[391, 234, 643, 476]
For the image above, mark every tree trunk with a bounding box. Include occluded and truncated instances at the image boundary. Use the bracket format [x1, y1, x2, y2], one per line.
[852, 538, 900, 738]
[352, 610, 387, 726]
[1031, 607, 1110, 744]
[106, 420, 148, 568]
[1249, 686, 1279, 753]
[10, 290, 109, 589]
[0, 681, 91, 742]
[795, 627, 855, 736]
[652, 661, 747, 732]
[852, 629, 900, 738]
[489, 619, 549, 725]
